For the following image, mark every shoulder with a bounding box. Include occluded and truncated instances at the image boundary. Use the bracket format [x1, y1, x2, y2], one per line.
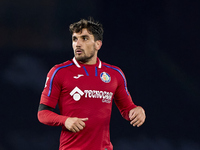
[53, 60, 74, 70]
[101, 62, 128, 87]
[102, 62, 123, 74]
[48, 60, 74, 75]
[101, 62, 126, 81]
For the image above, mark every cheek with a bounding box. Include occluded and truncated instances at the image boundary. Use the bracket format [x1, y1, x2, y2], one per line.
[86, 45, 93, 53]
[72, 43, 76, 49]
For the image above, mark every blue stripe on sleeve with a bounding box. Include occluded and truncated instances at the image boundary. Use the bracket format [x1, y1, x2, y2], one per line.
[103, 65, 129, 96]
[48, 63, 73, 96]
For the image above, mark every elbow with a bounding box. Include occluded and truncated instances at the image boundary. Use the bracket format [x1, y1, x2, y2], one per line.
[37, 110, 44, 123]
[37, 110, 49, 124]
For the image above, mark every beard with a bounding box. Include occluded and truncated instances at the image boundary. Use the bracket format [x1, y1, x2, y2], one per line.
[75, 45, 96, 63]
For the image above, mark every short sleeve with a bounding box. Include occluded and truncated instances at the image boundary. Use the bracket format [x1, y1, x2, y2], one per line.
[40, 66, 62, 108]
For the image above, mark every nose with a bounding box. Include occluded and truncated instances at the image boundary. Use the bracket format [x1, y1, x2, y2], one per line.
[75, 39, 82, 47]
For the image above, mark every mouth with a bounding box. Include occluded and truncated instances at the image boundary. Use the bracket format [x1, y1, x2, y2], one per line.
[75, 49, 83, 55]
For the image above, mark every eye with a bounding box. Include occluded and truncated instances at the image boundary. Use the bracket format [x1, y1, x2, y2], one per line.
[72, 37, 77, 42]
[83, 37, 88, 41]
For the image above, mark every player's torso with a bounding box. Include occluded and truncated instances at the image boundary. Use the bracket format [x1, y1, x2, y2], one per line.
[56, 63, 119, 121]
[53, 61, 118, 150]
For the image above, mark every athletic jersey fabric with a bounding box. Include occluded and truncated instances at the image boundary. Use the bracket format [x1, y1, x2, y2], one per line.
[38, 57, 137, 150]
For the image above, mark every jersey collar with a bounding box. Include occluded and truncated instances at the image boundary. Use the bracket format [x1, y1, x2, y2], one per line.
[72, 57, 102, 68]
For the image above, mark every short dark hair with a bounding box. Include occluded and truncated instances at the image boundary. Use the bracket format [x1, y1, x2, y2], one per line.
[69, 18, 104, 41]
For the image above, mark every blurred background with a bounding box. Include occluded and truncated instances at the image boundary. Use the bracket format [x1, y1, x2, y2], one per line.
[0, 0, 200, 149]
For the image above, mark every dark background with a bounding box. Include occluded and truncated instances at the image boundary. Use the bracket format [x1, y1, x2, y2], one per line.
[1, 0, 200, 150]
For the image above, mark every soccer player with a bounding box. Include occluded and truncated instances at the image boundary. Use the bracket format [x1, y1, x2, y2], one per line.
[37, 18, 146, 150]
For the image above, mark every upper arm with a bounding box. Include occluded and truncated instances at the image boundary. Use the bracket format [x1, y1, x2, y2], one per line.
[40, 66, 62, 108]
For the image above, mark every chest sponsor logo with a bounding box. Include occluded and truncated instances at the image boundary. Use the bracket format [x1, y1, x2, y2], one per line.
[100, 72, 111, 83]
[70, 86, 113, 103]
[70, 87, 84, 101]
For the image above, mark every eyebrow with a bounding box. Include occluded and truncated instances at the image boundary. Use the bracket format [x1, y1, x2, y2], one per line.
[72, 34, 90, 39]
[81, 35, 89, 38]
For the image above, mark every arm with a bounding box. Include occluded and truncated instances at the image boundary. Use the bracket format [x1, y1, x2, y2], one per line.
[37, 104, 88, 132]
[37, 104, 68, 126]
[38, 66, 88, 132]
[113, 68, 137, 120]
[114, 68, 146, 126]
[37, 66, 66, 126]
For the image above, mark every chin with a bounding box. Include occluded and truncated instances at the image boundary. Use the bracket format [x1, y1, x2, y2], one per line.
[75, 56, 85, 61]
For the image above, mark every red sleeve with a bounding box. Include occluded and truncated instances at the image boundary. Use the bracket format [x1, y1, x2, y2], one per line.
[40, 66, 62, 108]
[114, 68, 137, 121]
[38, 110, 68, 126]
[38, 66, 68, 126]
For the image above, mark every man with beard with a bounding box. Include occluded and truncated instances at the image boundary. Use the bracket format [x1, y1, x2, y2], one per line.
[38, 18, 146, 150]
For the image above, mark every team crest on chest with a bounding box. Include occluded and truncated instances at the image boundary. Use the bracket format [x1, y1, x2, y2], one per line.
[100, 72, 111, 83]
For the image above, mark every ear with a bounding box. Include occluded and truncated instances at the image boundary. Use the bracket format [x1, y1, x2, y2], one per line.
[95, 40, 102, 51]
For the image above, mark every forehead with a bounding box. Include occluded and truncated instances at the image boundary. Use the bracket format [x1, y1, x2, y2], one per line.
[72, 28, 93, 37]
